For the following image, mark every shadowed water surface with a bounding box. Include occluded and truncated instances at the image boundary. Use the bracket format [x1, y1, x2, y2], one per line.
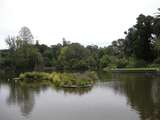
[0, 72, 160, 120]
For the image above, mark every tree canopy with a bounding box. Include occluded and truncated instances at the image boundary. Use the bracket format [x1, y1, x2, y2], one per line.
[1, 9, 160, 73]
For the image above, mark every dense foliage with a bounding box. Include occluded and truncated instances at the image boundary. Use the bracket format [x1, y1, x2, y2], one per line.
[1, 9, 160, 72]
[19, 71, 97, 87]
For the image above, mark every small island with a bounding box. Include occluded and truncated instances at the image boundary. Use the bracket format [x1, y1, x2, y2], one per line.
[17, 71, 98, 88]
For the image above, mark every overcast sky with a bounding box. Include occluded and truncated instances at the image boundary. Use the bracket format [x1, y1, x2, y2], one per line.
[0, 0, 160, 49]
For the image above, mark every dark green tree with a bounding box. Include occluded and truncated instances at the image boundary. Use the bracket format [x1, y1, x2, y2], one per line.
[125, 14, 155, 62]
[58, 43, 90, 70]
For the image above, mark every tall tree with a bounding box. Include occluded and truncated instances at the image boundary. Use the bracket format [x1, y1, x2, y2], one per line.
[19, 26, 34, 44]
[5, 36, 16, 51]
[58, 43, 90, 69]
[125, 14, 155, 62]
[155, 8, 160, 18]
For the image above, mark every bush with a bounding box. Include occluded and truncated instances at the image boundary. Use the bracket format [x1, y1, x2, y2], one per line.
[49, 71, 97, 87]
[148, 64, 160, 68]
[115, 58, 128, 68]
[127, 57, 147, 68]
[19, 72, 49, 81]
[19, 71, 98, 87]
[153, 57, 160, 64]
[133, 60, 147, 68]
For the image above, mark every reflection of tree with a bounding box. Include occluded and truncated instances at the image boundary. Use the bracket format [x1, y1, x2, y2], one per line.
[97, 71, 113, 82]
[6, 83, 92, 116]
[7, 83, 35, 116]
[6, 82, 48, 117]
[6, 80, 92, 117]
[53, 86, 92, 96]
[0, 72, 14, 90]
[110, 73, 160, 120]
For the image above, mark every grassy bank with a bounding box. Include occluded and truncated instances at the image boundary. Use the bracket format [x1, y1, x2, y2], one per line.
[104, 68, 160, 72]
[18, 71, 98, 88]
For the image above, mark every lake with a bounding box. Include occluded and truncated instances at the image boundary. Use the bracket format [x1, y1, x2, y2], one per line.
[0, 72, 160, 120]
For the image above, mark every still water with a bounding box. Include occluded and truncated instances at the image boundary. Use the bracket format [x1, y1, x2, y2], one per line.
[0, 72, 160, 120]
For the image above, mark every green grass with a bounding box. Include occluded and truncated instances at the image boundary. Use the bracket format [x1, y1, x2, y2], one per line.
[104, 67, 160, 72]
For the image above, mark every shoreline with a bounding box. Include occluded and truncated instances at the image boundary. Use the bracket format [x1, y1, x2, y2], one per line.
[104, 68, 160, 73]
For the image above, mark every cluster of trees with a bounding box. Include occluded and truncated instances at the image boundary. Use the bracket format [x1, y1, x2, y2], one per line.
[100, 9, 160, 68]
[1, 9, 160, 73]
[0, 27, 102, 72]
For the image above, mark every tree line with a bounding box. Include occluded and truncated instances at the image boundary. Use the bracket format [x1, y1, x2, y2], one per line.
[1, 9, 160, 73]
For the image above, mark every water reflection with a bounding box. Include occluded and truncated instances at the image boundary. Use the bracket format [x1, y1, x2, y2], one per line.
[3, 80, 48, 117]
[0, 72, 160, 120]
[54, 87, 92, 96]
[6, 82, 36, 116]
[109, 72, 160, 120]
[3, 80, 93, 117]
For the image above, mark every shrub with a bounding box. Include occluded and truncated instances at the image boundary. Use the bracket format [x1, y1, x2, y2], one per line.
[133, 60, 148, 68]
[153, 57, 160, 64]
[50, 71, 97, 87]
[19, 72, 49, 81]
[127, 58, 147, 68]
[115, 58, 128, 68]
[19, 71, 98, 87]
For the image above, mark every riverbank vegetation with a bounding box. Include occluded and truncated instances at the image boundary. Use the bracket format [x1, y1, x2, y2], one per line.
[1, 9, 160, 73]
[18, 71, 97, 88]
[104, 68, 160, 72]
